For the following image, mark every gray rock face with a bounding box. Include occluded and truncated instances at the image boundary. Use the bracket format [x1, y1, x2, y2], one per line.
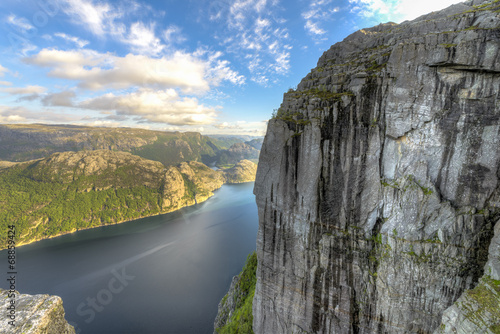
[253, 1, 500, 333]
[214, 276, 240, 332]
[0, 289, 75, 334]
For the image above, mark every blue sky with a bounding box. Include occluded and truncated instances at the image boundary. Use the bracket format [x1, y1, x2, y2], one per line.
[0, 0, 463, 135]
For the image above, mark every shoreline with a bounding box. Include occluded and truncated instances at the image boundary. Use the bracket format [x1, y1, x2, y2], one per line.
[4, 189, 220, 251]
[2, 180, 256, 251]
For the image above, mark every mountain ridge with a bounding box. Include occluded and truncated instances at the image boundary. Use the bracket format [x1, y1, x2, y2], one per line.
[0, 123, 262, 167]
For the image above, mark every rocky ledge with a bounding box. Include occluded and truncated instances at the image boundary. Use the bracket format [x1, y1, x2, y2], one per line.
[0, 289, 74, 334]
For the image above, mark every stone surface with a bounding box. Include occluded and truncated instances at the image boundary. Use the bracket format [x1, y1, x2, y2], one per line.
[214, 276, 241, 332]
[0, 289, 75, 334]
[253, 1, 500, 333]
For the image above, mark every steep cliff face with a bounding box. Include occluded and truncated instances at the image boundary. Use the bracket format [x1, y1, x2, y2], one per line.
[0, 289, 75, 334]
[253, 0, 500, 333]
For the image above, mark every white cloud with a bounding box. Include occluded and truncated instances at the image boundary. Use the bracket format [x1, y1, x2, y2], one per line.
[0, 105, 82, 124]
[395, 0, 464, 21]
[208, 120, 267, 136]
[348, 0, 464, 22]
[163, 25, 186, 45]
[5, 32, 37, 56]
[0, 81, 12, 86]
[302, 0, 338, 40]
[214, 122, 242, 130]
[25, 48, 243, 93]
[59, 0, 121, 36]
[6, 14, 35, 32]
[0, 65, 8, 77]
[1, 85, 47, 95]
[210, 0, 291, 85]
[58, 0, 168, 56]
[42, 91, 76, 106]
[54, 33, 89, 48]
[305, 20, 326, 35]
[126, 22, 164, 56]
[79, 88, 218, 126]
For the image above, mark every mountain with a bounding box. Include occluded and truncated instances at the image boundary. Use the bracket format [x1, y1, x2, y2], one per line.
[221, 160, 258, 184]
[216, 142, 260, 166]
[217, 0, 500, 333]
[0, 124, 261, 167]
[207, 135, 263, 149]
[0, 149, 258, 249]
[244, 138, 263, 151]
[0, 124, 219, 166]
[0, 150, 229, 249]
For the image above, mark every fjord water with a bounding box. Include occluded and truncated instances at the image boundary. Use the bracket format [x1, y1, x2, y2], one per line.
[1, 183, 258, 334]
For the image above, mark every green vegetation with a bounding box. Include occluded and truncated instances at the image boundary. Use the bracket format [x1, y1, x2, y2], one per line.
[439, 43, 457, 48]
[0, 162, 163, 248]
[181, 173, 197, 200]
[216, 252, 257, 334]
[223, 160, 258, 184]
[0, 124, 262, 168]
[366, 60, 387, 72]
[381, 175, 433, 195]
[451, 0, 500, 16]
[208, 136, 246, 150]
[131, 132, 218, 166]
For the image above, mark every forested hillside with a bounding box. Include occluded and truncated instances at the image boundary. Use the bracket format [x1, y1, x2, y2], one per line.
[0, 150, 226, 248]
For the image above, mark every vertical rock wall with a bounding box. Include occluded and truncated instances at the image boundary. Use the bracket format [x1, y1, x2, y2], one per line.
[253, 1, 500, 333]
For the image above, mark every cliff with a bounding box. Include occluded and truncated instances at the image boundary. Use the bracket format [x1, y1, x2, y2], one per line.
[0, 289, 75, 334]
[253, 0, 500, 333]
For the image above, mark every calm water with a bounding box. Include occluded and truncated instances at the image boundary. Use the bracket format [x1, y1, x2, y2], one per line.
[0, 183, 258, 334]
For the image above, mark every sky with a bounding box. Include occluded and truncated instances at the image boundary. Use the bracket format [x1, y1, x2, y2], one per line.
[0, 0, 465, 136]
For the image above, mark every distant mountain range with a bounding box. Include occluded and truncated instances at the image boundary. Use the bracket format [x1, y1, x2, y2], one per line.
[0, 124, 263, 167]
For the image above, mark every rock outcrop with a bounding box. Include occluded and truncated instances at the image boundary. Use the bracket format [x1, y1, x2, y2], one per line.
[222, 160, 258, 184]
[436, 220, 500, 333]
[0, 124, 219, 165]
[253, 0, 500, 333]
[0, 150, 225, 249]
[0, 289, 75, 334]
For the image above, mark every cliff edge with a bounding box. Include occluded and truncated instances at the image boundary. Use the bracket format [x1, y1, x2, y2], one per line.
[0, 289, 75, 334]
[253, 0, 500, 333]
